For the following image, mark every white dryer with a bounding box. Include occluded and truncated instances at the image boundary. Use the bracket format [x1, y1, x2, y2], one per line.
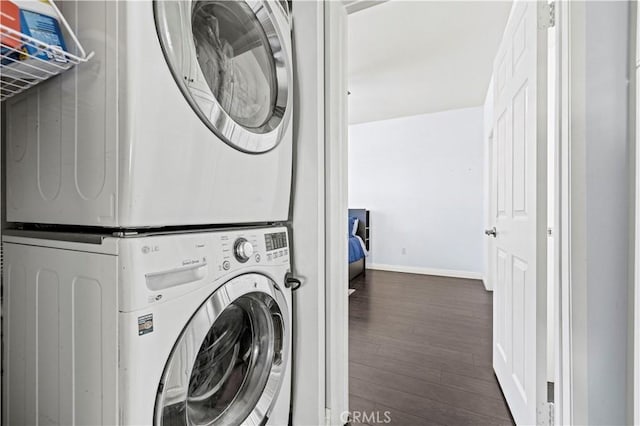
[5, 0, 293, 228]
[3, 226, 293, 425]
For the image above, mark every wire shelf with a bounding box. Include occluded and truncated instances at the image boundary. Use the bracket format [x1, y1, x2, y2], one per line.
[0, 0, 93, 101]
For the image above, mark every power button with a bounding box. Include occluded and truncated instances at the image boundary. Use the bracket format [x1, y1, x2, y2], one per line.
[222, 260, 231, 270]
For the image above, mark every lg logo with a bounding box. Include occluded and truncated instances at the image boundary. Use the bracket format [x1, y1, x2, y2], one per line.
[142, 245, 160, 254]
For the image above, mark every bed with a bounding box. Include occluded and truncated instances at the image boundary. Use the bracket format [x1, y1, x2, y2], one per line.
[348, 208, 369, 280]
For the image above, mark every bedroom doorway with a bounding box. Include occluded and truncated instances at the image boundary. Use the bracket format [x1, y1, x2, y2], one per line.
[327, 1, 562, 425]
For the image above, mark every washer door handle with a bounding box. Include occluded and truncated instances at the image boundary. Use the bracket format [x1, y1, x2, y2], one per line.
[284, 273, 302, 291]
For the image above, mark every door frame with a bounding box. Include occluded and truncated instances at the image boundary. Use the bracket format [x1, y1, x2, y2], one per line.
[556, 2, 582, 423]
[633, 0, 640, 424]
[290, 1, 327, 425]
[323, 2, 583, 425]
[324, 0, 349, 425]
[485, 128, 495, 292]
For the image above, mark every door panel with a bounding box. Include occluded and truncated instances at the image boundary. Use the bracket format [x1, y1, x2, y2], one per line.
[490, 2, 547, 424]
[513, 85, 528, 215]
[497, 110, 507, 216]
[495, 248, 508, 363]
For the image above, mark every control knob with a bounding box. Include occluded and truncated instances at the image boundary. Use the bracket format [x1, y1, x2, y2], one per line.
[234, 238, 254, 263]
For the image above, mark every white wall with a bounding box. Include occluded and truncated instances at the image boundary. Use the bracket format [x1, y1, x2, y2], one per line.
[566, 2, 631, 424]
[349, 106, 484, 277]
[584, 2, 630, 423]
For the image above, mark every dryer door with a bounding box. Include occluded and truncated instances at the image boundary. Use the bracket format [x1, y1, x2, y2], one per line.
[154, 0, 292, 153]
[154, 273, 289, 425]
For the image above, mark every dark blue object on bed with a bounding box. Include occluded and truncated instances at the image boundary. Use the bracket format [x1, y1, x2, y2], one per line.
[349, 236, 366, 263]
[348, 215, 366, 263]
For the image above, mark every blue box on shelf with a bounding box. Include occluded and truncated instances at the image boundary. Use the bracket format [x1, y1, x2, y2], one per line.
[1, 4, 68, 79]
[19, 7, 67, 61]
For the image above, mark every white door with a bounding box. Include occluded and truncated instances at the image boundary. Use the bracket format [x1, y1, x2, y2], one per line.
[490, 2, 548, 424]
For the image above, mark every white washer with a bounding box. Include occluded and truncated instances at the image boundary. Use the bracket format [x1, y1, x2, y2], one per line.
[2, 226, 293, 425]
[5, 0, 293, 228]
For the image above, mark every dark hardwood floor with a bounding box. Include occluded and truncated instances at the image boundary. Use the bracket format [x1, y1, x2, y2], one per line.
[348, 270, 514, 426]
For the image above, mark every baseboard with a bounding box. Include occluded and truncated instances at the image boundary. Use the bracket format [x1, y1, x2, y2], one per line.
[366, 263, 484, 281]
[482, 276, 493, 292]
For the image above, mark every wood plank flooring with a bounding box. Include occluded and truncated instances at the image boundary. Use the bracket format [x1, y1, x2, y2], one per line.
[348, 270, 514, 426]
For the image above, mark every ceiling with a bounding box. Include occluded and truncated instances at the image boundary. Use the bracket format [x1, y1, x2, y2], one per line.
[348, 1, 512, 124]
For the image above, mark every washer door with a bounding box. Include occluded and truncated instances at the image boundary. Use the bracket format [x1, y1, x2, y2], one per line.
[154, 274, 289, 425]
[154, 0, 292, 153]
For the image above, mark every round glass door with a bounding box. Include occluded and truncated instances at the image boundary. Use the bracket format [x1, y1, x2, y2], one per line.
[154, 0, 292, 153]
[155, 274, 289, 426]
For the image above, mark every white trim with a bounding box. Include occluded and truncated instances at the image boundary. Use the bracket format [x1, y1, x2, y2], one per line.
[367, 263, 484, 281]
[289, 2, 327, 425]
[634, 1, 640, 424]
[558, 2, 582, 424]
[485, 125, 495, 293]
[324, 2, 349, 425]
[552, 2, 566, 424]
[482, 276, 491, 292]
[635, 75, 640, 426]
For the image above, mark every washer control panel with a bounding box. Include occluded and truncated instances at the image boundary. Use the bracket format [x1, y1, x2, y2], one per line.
[119, 226, 290, 312]
[217, 227, 289, 274]
[263, 231, 289, 262]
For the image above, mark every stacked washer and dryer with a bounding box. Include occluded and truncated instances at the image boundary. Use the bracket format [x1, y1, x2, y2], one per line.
[3, 1, 296, 425]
